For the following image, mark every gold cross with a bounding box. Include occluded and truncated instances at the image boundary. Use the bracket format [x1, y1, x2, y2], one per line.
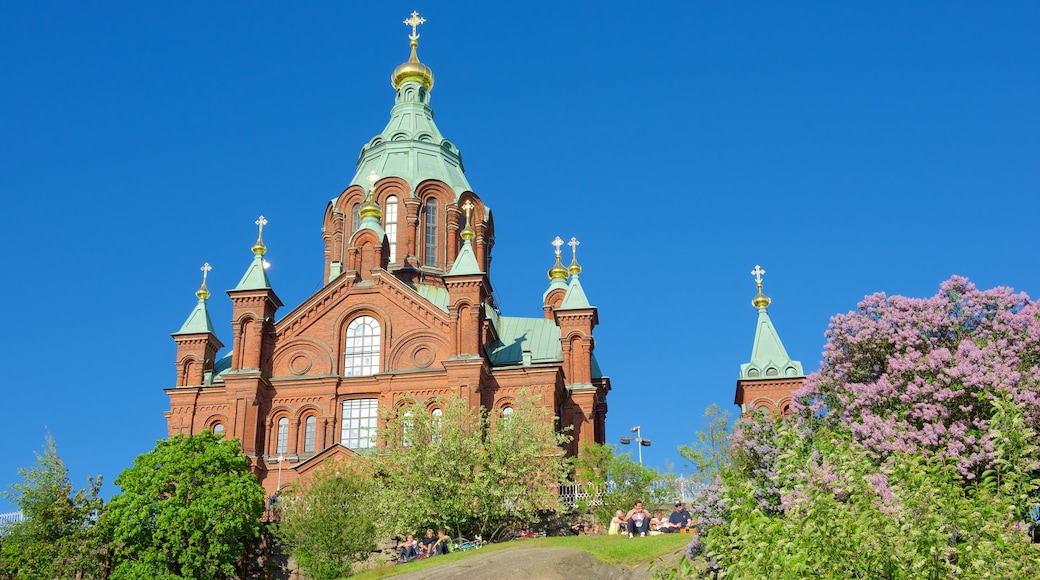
[551, 236, 564, 256]
[751, 264, 765, 284]
[568, 237, 580, 258]
[462, 200, 474, 221]
[256, 215, 268, 236]
[200, 262, 212, 285]
[404, 11, 426, 41]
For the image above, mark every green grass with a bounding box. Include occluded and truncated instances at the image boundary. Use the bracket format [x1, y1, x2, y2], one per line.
[353, 534, 691, 579]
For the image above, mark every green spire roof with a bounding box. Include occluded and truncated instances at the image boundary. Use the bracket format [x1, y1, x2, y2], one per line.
[175, 296, 215, 335]
[445, 238, 482, 276]
[558, 274, 592, 310]
[234, 252, 271, 291]
[543, 275, 568, 302]
[739, 299, 804, 380]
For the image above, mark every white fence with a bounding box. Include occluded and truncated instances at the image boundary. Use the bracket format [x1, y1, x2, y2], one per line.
[559, 477, 696, 508]
[0, 511, 24, 534]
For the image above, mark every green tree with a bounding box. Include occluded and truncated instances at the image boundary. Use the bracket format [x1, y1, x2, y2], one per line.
[375, 392, 571, 541]
[0, 436, 104, 579]
[678, 404, 732, 487]
[104, 432, 265, 580]
[275, 460, 377, 580]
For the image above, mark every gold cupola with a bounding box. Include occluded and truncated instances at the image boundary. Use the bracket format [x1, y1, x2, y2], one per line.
[751, 264, 771, 308]
[548, 236, 568, 280]
[391, 11, 435, 91]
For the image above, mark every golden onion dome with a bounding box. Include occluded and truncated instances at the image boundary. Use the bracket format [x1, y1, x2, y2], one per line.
[752, 287, 771, 308]
[548, 255, 568, 280]
[392, 42, 434, 91]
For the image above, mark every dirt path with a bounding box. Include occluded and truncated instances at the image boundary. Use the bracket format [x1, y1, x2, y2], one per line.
[388, 545, 659, 580]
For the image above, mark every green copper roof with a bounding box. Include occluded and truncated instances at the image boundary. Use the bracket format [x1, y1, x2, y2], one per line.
[445, 239, 482, 276]
[558, 274, 593, 310]
[489, 316, 564, 366]
[350, 81, 471, 197]
[234, 253, 271, 291]
[174, 297, 215, 335]
[739, 305, 804, 380]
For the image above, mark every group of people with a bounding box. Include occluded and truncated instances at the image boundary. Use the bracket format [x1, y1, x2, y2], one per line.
[397, 529, 451, 562]
[609, 500, 695, 537]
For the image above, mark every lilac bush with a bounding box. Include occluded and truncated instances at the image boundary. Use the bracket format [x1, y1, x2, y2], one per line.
[794, 276, 1040, 479]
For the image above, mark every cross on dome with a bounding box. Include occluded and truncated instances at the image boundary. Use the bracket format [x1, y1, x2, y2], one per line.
[404, 10, 425, 41]
[751, 264, 765, 285]
[552, 236, 564, 257]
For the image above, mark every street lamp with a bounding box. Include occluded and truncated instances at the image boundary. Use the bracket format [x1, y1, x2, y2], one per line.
[276, 455, 285, 491]
[619, 426, 652, 465]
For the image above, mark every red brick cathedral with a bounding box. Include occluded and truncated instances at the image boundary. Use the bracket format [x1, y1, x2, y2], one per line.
[164, 14, 610, 494]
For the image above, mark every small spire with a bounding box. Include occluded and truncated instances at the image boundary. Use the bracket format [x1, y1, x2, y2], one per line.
[460, 200, 476, 240]
[252, 215, 268, 255]
[359, 171, 383, 220]
[196, 262, 212, 300]
[547, 236, 568, 280]
[567, 237, 582, 276]
[751, 264, 771, 308]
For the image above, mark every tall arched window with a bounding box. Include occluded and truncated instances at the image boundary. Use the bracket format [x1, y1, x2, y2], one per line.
[304, 416, 317, 453]
[344, 316, 380, 377]
[431, 407, 443, 443]
[351, 203, 361, 233]
[424, 198, 438, 266]
[276, 417, 289, 454]
[385, 195, 398, 263]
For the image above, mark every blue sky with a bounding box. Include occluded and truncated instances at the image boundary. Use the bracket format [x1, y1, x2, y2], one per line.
[1, 1, 1038, 511]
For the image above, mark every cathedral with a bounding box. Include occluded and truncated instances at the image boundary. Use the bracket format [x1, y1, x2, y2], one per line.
[165, 13, 610, 495]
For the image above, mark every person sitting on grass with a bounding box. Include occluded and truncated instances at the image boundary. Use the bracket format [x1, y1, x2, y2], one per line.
[433, 529, 451, 555]
[669, 501, 693, 531]
[418, 529, 437, 558]
[626, 500, 652, 537]
[398, 534, 418, 562]
[608, 509, 626, 535]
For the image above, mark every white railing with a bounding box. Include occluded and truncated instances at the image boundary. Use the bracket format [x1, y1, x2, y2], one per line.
[0, 510, 24, 534]
[559, 477, 697, 508]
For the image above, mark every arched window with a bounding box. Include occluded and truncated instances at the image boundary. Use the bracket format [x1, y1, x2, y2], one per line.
[431, 407, 443, 443]
[344, 316, 380, 377]
[351, 203, 361, 233]
[501, 406, 514, 418]
[385, 195, 398, 263]
[424, 199, 438, 266]
[402, 410, 413, 447]
[212, 423, 224, 438]
[304, 416, 317, 453]
[276, 417, 289, 454]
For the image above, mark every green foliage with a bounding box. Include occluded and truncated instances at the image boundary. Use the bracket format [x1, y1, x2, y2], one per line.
[104, 432, 265, 580]
[678, 404, 732, 487]
[373, 392, 571, 541]
[690, 411, 1040, 579]
[275, 460, 377, 579]
[0, 436, 104, 579]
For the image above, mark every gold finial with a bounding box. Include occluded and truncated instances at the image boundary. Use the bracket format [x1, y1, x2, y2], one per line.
[460, 200, 476, 240]
[252, 215, 268, 255]
[196, 262, 212, 300]
[548, 236, 568, 280]
[567, 237, 582, 276]
[359, 171, 383, 220]
[751, 264, 771, 308]
[392, 11, 435, 90]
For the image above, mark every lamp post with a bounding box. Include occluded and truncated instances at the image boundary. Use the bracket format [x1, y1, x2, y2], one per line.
[619, 426, 652, 465]
[276, 454, 285, 491]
